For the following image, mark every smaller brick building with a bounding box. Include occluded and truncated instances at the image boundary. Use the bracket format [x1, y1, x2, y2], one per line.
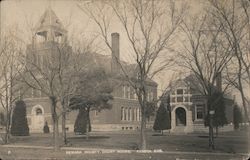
[162, 75, 234, 133]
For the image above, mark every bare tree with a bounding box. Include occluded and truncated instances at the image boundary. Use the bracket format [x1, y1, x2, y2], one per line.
[178, 10, 234, 149]
[208, 0, 250, 123]
[20, 38, 94, 150]
[58, 37, 96, 145]
[78, 0, 187, 149]
[17, 6, 98, 148]
[0, 27, 25, 144]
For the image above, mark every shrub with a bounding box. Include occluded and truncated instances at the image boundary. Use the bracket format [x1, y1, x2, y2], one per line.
[153, 102, 171, 133]
[10, 100, 29, 136]
[74, 108, 91, 134]
[0, 112, 5, 126]
[233, 105, 242, 130]
[43, 121, 50, 133]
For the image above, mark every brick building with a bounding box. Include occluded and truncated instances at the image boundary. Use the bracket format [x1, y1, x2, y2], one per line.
[162, 75, 234, 133]
[23, 8, 157, 133]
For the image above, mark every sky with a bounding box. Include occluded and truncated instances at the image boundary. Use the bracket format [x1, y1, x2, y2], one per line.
[1, 0, 191, 93]
[0, 0, 247, 104]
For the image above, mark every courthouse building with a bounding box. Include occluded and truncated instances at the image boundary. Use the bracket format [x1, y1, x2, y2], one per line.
[22, 8, 157, 133]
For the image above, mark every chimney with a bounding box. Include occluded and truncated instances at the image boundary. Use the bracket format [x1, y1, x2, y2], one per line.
[216, 72, 222, 92]
[111, 33, 120, 73]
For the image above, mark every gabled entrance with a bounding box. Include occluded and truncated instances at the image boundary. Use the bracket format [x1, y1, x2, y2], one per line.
[31, 105, 45, 133]
[171, 105, 193, 133]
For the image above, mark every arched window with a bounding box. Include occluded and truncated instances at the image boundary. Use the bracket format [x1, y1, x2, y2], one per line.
[134, 108, 137, 121]
[121, 107, 124, 120]
[36, 108, 42, 115]
[124, 108, 127, 121]
[127, 86, 130, 99]
[123, 85, 126, 98]
[139, 108, 141, 121]
[128, 108, 133, 121]
[128, 108, 131, 121]
[132, 108, 135, 121]
[137, 108, 140, 121]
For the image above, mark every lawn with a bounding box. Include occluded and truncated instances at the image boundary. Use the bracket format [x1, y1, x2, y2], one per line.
[0, 130, 248, 160]
[6, 130, 249, 154]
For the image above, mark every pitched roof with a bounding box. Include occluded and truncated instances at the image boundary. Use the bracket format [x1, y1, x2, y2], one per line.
[34, 7, 66, 33]
[78, 52, 157, 86]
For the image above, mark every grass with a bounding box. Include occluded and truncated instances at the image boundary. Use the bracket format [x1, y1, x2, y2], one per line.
[0, 130, 248, 160]
[5, 130, 249, 154]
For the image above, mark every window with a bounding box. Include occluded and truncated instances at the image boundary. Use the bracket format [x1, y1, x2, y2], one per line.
[131, 108, 133, 121]
[139, 108, 141, 121]
[151, 92, 154, 101]
[121, 107, 124, 120]
[36, 108, 42, 115]
[147, 91, 153, 101]
[127, 86, 130, 99]
[177, 97, 183, 102]
[184, 89, 188, 94]
[171, 97, 176, 103]
[128, 108, 131, 121]
[184, 96, 189, 102]
[95, 110, 99, 116]
[133, 108, 137, 121]
[123, 85, 126, 98]
[124, 108, 127, 121]
[177, 89, 183, 95]
[137, 108, 140, 121]
[196, 104, 204, 120]
[134, 90, 137, 100]
[123, 85, 130, 99]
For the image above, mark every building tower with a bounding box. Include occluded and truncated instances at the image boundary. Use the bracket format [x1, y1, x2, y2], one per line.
[26, 7, 70, 70]
[33, 7, 67, 44]
[24, 7, 72, 133]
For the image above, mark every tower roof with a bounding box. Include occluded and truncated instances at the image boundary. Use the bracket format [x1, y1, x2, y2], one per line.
[34, 7, 66, 34]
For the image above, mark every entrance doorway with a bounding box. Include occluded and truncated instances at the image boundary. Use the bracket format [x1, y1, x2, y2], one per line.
[31, 106, 45, 132]
[175, 107, 186, 126]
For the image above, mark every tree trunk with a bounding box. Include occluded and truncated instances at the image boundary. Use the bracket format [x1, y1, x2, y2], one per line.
[62, 110, 67, 145]
[215, 127, 218, 138]
[140, 107, 147, 150]
[4, 113, 10, 144]
[237, 57, 250, 124]
[50, 96, 60, 151]
[54, 117, 59, 151]
[239, 84, 249, 123]
[209, 114, 215, 150]
[61, 97, 67, 145]
[86, 107, 90, 140]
